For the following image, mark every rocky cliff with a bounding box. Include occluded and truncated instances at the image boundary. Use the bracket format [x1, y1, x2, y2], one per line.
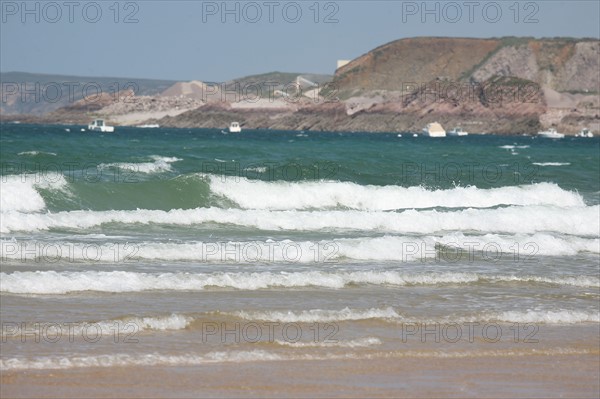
[4, 37, 599, 135]
[334, 37, 599, 94]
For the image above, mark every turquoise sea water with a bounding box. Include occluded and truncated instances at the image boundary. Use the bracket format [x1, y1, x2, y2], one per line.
[1, 123, 599, 370]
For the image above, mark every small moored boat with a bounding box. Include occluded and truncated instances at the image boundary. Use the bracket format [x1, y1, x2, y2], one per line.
[229, 122, 242, 133]
[422, 122, 446, 138]
[576, 128, 594, 138]
[88, 119, 114, 133]
[537, 128, 564, 139]
[448, 127, 468, 136]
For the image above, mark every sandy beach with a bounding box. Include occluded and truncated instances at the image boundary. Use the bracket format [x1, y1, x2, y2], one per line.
[2, 352, 599, 398]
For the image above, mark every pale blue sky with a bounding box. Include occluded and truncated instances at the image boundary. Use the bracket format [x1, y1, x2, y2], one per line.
[1, 0, 599, 81]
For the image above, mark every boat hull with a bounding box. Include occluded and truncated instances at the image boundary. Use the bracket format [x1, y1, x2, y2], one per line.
[537, 133, 564, 139]
[88, 126, 115, 133]
[422, 122, 446, 137]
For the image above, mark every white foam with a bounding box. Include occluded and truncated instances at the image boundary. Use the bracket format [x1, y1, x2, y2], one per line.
[1, 314, 191, 340]
[233, 307, 403, 323]
[337, 233, 600, 260]
[238, 308, 600, 325]
[0, 271, 423, 294]
[1, 233, 598, 267]
[98, 155, 181, 174]
[0, 174, 69, 213]
[467, 310, 600, 324]
[133, 313, 191, 330]
[2, 204, 597, 236]
[532, 162, 571, 166]
[489, 274, 600, 288]
[17, 151, 57, 156]
[243, 166, 268, 173]
[499, 145, 530, 149]
[2, 269, 597, 295]
[2, 347, 594, 370]
[275, 337, 382, 348]
[204, 178, 584, 210]
[0, 350, 283, 370]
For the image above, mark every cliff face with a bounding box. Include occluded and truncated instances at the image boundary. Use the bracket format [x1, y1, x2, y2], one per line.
[471, 40, 600, 92]
[335, 38, 501, 95]
[334, 37, 600, 94]
[328, 37, 599, 134]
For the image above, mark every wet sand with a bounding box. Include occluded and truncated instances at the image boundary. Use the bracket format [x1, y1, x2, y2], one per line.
[2, 353, 599, 398]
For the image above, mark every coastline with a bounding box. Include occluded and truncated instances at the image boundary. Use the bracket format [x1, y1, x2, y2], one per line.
[3, 353, 599, 398]
[0, 115, 564, 136]
[2, 100, 597, 136]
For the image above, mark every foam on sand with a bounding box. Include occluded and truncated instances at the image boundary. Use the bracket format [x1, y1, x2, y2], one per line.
[1, 267, 598, 295]
[2, 347, 595, 370]
[1, 314, 192, 340]
[232, 307, 402, 323]
[0, 350, 284, 370]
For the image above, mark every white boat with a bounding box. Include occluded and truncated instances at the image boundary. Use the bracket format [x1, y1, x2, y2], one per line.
[448, 127, 468, 136]
[576, 128, 594, 138]
[422, 122, 446, 137]
[138, 124, 160, 129]
[88, 119, 114, 133]
[229, 122, 242, 133]
[537, 128, 564, 139]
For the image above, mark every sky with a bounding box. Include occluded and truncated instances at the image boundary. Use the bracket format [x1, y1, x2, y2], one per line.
[1, 0, 599, 82]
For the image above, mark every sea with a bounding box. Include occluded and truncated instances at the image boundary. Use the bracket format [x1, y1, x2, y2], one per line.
[0, 124, 599, 392]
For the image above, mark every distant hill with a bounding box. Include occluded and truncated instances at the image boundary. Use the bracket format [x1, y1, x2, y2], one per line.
[160, 80, 215, 100]
[225, 71, 333, 100]
[333, 37, 600, 98]
[159, 71, 333, 102]
[226, 71, 332, 87]
[0, 72, 177, 115]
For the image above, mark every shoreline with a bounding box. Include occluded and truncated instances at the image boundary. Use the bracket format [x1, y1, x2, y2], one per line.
[2, 353, 599, 398]
[0, 120, 593, 137]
